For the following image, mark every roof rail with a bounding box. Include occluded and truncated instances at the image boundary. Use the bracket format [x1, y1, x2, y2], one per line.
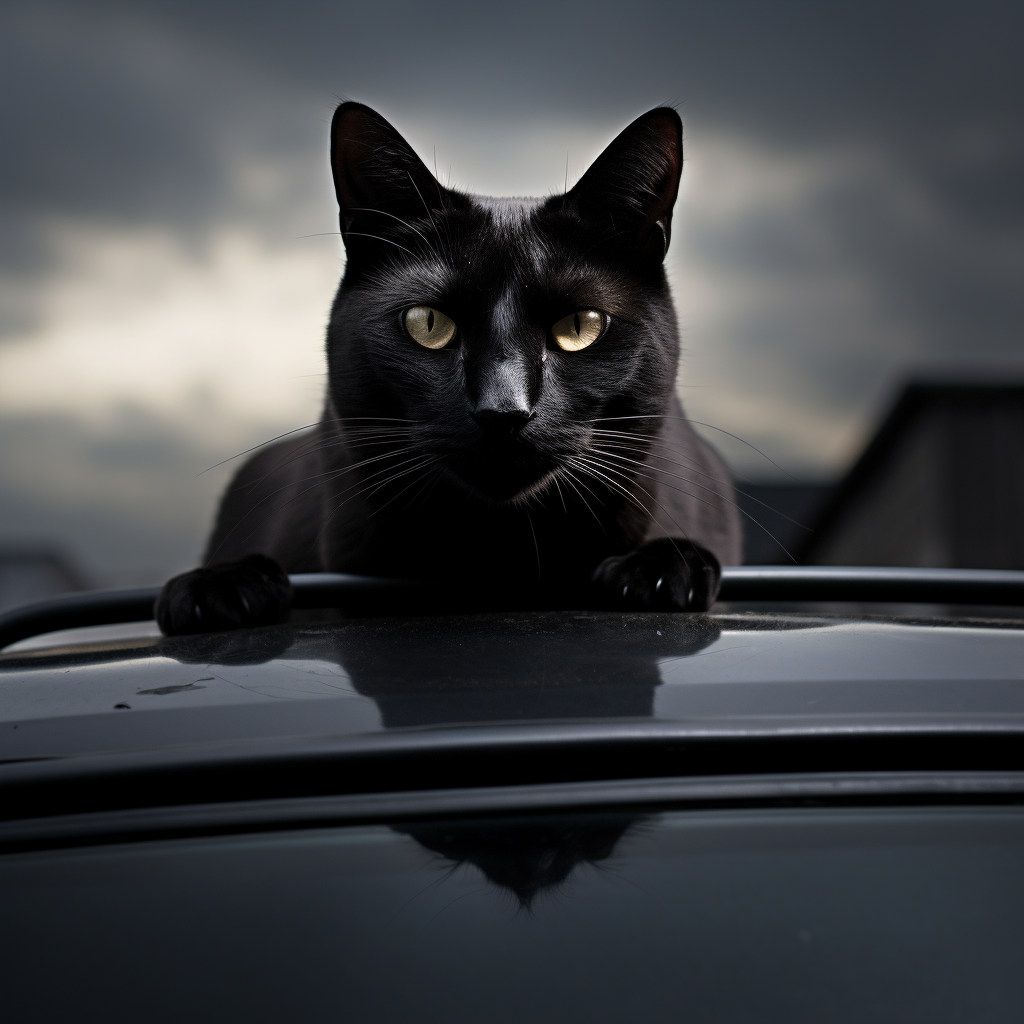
[2, 566, 1023, 651]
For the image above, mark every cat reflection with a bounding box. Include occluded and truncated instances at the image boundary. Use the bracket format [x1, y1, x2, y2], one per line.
[161, 611, 720, 723]
[161, 612, 719, 900]
[396, 813, 646, 908]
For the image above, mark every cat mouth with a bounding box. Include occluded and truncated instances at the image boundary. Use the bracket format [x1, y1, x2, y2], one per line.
[446, 468, 562, 505]
[441, 446, 560, 504]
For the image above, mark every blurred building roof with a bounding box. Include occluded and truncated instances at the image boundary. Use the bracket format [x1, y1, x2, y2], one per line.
[801, 383, 1024, 569]
[0, 545, 87, 612]
[736, 484, 831, 565]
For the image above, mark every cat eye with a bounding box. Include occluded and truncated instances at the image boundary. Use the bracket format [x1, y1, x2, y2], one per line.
[404, 306, 457, 349]
[552, 310, 606, 352]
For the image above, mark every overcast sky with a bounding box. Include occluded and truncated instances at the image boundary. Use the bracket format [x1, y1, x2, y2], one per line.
[1, 0, 1022, 583]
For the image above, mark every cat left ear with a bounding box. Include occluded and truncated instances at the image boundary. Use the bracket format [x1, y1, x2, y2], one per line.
[566, 107, 683, 260]
[330, 102, 457, 233]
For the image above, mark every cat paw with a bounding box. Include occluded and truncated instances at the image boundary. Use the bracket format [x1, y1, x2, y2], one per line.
[591, 538, 721, 612]
[155, 554, 292, 636]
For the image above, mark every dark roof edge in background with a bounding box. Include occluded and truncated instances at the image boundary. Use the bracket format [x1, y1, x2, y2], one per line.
[798, 381, 1024, 563]
[0, 543, 89, 592]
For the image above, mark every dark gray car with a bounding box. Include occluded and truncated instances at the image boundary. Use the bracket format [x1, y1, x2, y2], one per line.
[2, 567, 1023, 1023]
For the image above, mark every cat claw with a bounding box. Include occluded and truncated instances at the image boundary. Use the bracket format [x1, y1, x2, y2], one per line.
[592, 538, 721, 612]
[155, 554, 292, 636]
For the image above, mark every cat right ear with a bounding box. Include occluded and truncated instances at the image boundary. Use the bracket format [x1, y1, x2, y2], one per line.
[330, 102, 456, 234]
[566, 107, 683, 261]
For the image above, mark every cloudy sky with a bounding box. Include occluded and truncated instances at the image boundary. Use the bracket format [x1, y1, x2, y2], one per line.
[1, 0, 1022, 583]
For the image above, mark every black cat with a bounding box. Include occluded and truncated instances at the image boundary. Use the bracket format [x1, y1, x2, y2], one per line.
[157, 102, 741, 634]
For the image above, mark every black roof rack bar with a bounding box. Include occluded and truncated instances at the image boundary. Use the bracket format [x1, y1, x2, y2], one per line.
[1, 566, 1023, 651]
[720, 566, 1024, 605]
[0, 586, 160, 652]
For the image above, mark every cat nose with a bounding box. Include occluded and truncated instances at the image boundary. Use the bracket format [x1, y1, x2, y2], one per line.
[471, 358, 535, 431]
[473, 405, 533, 433]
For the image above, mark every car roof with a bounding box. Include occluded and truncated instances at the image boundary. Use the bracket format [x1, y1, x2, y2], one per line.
[4, 606, 1024, 720]
[1, 607, 1022, 775]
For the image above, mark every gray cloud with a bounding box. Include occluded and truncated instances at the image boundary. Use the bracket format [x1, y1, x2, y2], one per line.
[0, 0, 1021, 577]
[7, 2, 1022, 218]
[0, 405, 246, 584]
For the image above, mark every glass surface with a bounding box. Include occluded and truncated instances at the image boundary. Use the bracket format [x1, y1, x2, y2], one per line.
[3, 806, 1023, 1022]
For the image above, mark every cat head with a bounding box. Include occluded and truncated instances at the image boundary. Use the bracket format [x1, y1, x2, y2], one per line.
[326, 102, 683, 504]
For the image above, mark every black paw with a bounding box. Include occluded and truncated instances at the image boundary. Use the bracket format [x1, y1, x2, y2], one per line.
[155, 554, 292, 636]
[592, 538, 721, 611]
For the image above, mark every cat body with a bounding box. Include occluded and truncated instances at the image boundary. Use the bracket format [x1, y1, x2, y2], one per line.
[157, 104, 741, 633]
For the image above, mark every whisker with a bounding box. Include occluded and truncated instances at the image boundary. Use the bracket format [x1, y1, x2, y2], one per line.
[204, 444, 425, 562]
[349, 203, 443, 264]
[591, 442, 735, 497]
[233, 429, 417, 500]
[198, 422, 321, 476]
[566, 454, 684, 556]
[589, 446, 796, 562]
[402, 464, 445, 512]
[552, 473, 569, 515]
[341, 231, 419, 259]
[582, 449, 716, 536]
[404, 173, 453, 261]
[316, 455, 437, 545]
[589, 429, 720, 479]
[556, 466, 608, 534]
[588, 414, 794, 479]
[589, 433, 811, 536]
[525, 510, 541, 582]
[277, 450, 435, 552]
[199, 416, 417, 476]
[260, 433, 414, 481]
[364, 457, 439, 519]
[566, 454, 707, 570]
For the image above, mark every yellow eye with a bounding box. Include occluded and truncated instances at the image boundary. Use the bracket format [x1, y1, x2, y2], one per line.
[404, 306, 456, 349]
[552, 310, 605, 352]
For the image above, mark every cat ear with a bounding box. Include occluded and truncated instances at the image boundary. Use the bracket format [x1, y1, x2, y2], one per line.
[330, 102, 456, 233]
[566, 107, 683, 260]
